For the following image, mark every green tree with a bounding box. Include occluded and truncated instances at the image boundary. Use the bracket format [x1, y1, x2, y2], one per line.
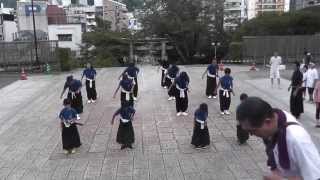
[81, 17, 130, 67]
[233, 10, 320, 41]
[141, 0, 225, 63]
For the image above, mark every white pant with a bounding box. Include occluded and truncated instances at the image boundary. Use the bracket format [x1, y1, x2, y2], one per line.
[270, 69, 280, 79]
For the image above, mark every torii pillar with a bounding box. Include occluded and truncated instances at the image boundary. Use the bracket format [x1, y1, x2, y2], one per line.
[161, 41, 167, 61]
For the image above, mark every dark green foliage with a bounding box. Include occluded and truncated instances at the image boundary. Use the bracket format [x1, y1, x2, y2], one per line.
[81, 17, 130, 67]
[233, 11, 320, 41]
[141, 0, 225, 63]
[58, 48, 72, 71]
[229, 42, 242, 61]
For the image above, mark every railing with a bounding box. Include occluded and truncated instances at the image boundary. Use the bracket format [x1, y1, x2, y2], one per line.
[0, 40, 60, 71]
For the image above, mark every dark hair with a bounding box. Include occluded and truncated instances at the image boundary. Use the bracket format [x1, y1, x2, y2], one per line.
[171, 64, 177, 69]
[179, 71, 189, 82]
[129, 62, 135, 67]
[224, 68, 231, 74]
[236, 97, 274, 128]
[295, 61, 300, 69]
[63, 98, 71, 106]
[199, 103, 208, 113]
[65, 75, 74, 89]
[122, 73, 128, 80]
[240, 93, 248, 101]
[66, 75, 73, 82]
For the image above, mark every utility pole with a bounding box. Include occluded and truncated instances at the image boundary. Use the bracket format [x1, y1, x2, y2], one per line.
[31, 0, 40, 69]
[213, 0, 224, 37]
[115, 7, 120, 32]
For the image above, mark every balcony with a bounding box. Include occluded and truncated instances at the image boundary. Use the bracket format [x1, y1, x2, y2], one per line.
[86, 14, 95, 19]
[86, 21, 97, 26]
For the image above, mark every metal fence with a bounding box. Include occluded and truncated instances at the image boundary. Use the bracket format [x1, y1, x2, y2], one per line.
[242, 34, 320, 64]
[0, 40, 59, 71]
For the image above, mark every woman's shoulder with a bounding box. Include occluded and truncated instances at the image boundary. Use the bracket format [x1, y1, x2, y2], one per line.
[60, 107, 67, 113]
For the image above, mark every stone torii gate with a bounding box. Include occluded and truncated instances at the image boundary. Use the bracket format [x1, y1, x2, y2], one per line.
[126, 37, 173, 64]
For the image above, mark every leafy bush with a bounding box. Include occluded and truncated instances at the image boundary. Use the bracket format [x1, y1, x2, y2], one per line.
[58, 48, 81, 71]
[58, 48, 72, 71]
[229, 42, 242, 61]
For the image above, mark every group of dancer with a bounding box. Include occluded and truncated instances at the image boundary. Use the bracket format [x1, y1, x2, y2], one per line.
[59, 62, 140, 153]
[58, 59, 235, 152]
[59, 63, 97, 154]
[159, 59, 234, 148]
[56, 59, 320, 180]
[158, 59, 320, 180]
[112, 63, 139, 149]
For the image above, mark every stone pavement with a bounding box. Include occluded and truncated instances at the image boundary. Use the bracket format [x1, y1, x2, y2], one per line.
[0, 65, 319, 180]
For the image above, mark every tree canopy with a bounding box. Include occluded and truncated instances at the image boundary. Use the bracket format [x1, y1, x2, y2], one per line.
[141, 0, 225, 63]
[233, 10, 320, 41]
[81, 17, 130, 67]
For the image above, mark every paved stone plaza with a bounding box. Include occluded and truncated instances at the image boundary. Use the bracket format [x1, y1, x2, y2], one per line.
[0, 65, 319, 180]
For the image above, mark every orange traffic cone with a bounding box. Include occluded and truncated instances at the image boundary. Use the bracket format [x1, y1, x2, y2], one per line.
[20, 68, 27, 80]
[250, 62, 256, 71]
[219, 62, 224, 71]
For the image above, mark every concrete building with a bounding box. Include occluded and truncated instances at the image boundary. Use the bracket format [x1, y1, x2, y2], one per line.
[0, 14, 17, 41]
[247, 0, 257, 19]
[290, 0, 320, 10]
[246, 0, 290, 20]
[16, 0, 49, 34]
[0, 3, 15, 15]
[95, 6, 103, 18]
[52, 0, 96, 6]
[47, 5, 67, 25]
[64, 5, 97, 32]
[48, 24, 82, 54]
[224, 0, 247, 31]
[47, 5, 83, 54]
[255, 0, 289, 16]
[102, 0, 129, 32]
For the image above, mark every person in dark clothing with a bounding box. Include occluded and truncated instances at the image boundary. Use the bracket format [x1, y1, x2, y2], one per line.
[288, 62, 304, 119]
[216, 68, 235, 115]
[165, 64, 180, 101]
[60, 75, 83, 120]
[202, 59, 219, 99]
[59, 99, 82, 154]
[81, 63, 97, 103]
[113, 74, 134, 107]
[121, 63, 140, 101]
[111, 106, 136, 150]
[159, 60, 170, 88]
[169, 71, 190, 116]
[191, 103, 210, 149]
[236, 93, 249, 145]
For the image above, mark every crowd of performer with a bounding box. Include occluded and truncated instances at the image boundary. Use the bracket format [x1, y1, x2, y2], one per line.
[57, 57, 320, 179]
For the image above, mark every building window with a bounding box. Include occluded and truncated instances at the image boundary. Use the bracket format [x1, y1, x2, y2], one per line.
[58, 34, 72, 41]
